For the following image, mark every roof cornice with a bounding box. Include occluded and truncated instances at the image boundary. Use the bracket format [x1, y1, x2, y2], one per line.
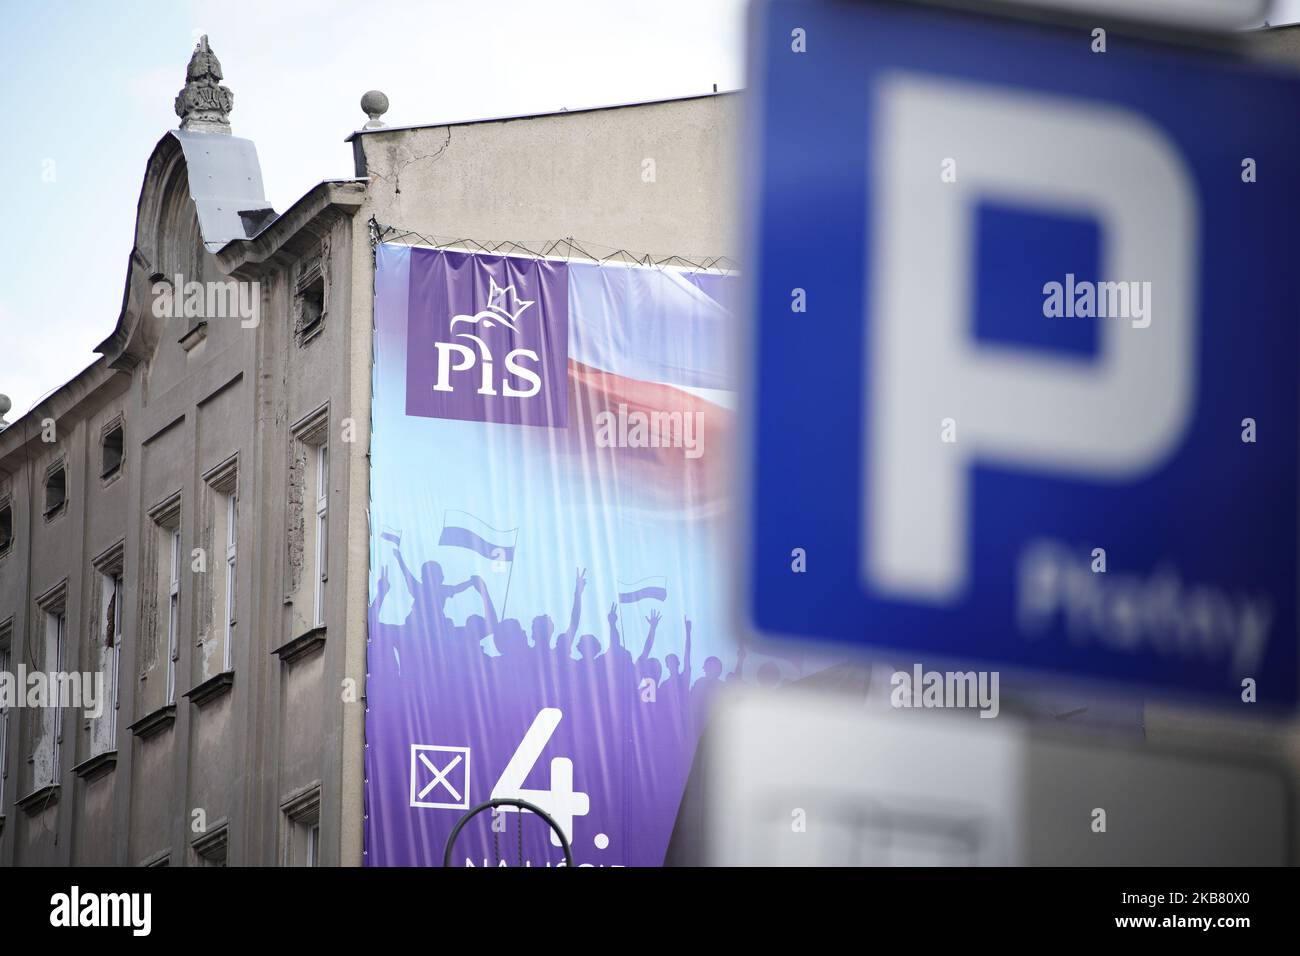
[0, 360, 126, 466]
[214, 181, 366, 278]
[342, 89, 741, 143]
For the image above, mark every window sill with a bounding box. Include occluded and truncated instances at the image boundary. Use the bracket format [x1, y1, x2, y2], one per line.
[16, 784, 60, 814]
[72, 750, 118, 782]
[141, 848, 172, 868]
[179, 321, 208, 352]
[274, 625, 326, 665]
[297, 321, 324, 347]
[184, 670, 234, 707]
[128, 703, 177, 740]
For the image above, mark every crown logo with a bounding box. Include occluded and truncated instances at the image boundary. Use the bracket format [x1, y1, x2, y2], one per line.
[451, 278, 533, 335]
[486, 278, 533, 328]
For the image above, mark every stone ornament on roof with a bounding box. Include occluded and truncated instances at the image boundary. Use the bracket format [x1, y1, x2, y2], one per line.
[175, 35, 234, 133]
[361, 90, 390, 129]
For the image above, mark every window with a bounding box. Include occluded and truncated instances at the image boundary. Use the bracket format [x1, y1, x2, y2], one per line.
[314, 444, 328, 627]
[143, 494, 181, 720]
[0, 623, 11, 807]
[282, 784, 321, 866]
[106, 573, 122, 745]
[101, 422, 124, 480]
[166, 527, 181, 705]
[192, 824, 229, 867]
[43, 464, 66, 518]
[33, 599, 67, 789]
[224, 492, 237, 669]
[203, 458, 238, 677]
[0, 498, 11, 555]
[52, 612, 65, 779]
[287, 408, 328, 640]
[91, 544, 125, 756]
[294, 258, 326, 344]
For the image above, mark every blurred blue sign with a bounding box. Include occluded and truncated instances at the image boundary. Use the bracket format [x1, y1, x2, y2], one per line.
[742, 0, 1300, 707]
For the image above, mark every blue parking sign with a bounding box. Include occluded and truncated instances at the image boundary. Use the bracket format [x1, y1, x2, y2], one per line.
[742, 0, 1300, 708]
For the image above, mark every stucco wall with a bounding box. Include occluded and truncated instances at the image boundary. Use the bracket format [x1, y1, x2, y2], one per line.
[357, 94, 741, 260]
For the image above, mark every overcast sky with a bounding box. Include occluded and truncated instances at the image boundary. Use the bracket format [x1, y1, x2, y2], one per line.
[1, 0, 1296, 417]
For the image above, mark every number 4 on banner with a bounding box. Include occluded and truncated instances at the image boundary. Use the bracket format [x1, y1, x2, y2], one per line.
[490, 707, 591, 847]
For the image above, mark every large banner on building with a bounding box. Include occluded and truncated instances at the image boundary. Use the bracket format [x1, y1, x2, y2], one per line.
[367, 243, 774, 866]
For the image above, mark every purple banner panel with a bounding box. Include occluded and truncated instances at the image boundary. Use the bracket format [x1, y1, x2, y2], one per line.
[404, 247, 569, 428]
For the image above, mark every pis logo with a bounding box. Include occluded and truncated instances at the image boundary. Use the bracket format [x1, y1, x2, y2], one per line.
[434, 277, 542, 398]
[405, 250, 567, 427]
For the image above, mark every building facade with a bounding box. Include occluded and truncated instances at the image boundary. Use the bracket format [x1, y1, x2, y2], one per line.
[0, 36, 737, 866]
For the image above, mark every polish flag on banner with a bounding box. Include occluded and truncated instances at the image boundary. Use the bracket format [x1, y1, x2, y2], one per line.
[618, 576, 669, 604]
[560, 360, 733, 515]
[438, 511, 517, 562]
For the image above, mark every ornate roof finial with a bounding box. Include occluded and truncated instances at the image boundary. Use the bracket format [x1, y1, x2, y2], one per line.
[361, 90, 390, 129]
[175, 35, 233, 133]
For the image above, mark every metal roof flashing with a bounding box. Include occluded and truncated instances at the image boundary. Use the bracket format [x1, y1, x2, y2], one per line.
[170, 129, 273, 252]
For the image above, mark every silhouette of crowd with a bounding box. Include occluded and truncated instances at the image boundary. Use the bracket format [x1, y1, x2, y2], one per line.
[368, 545, 768, 862]
[371, 553, 744, 726]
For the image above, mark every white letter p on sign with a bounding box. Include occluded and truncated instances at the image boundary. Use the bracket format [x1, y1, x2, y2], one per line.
[864, 74, 1198, 602]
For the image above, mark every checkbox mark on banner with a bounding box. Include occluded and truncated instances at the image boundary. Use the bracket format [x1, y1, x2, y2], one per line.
[409, 744, 471, 810]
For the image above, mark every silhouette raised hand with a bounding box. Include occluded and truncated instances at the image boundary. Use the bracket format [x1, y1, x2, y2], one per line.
[637, 608, 661, 666]
[553, 568, 586, 658]
[607, 601, 622, 648]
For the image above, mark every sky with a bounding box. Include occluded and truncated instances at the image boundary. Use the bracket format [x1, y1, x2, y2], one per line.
[0, 0, 1297, 418]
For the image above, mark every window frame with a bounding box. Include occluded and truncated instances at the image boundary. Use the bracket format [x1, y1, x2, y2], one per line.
[288, 406, 328, 639]
[43, 462, 67, 520]
[280, 782, 322, 867]
[51, 609, 66, 777]
[224, 491, 237, 671]
[97, 565, 124, 751]
[0, 622, 11, 807]
[294, 257, 326, 345]
[166, 527, 181, 705]
[32, 588, 68, 789]
[192, 821, 230, 867]
[100, 419, 125, 482]
[145, 492, 182, 718]
[0, 496, 13, 556]
[313, 443, 328, 628]
[203, 455, 239, 677]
